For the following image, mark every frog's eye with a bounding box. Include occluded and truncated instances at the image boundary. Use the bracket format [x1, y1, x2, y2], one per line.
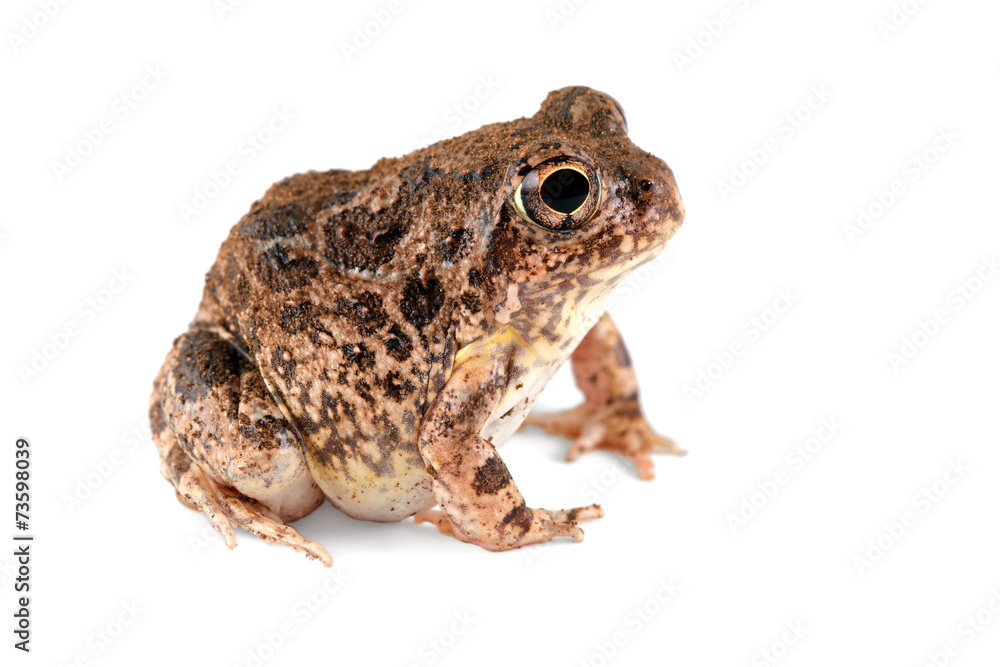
[514, 157, 600, 231]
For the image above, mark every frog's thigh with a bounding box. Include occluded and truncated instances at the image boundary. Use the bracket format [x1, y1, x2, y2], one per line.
[152, 328, 324, 523]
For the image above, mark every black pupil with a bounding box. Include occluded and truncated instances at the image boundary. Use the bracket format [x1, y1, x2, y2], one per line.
[540, 169, 589, 214]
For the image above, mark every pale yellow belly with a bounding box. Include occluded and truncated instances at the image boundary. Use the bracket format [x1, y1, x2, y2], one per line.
[305, 440, 436, 522]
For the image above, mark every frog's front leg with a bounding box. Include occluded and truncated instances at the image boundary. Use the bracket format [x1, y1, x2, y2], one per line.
[415, 358, 603, 550]
[524, 313, 684, 480]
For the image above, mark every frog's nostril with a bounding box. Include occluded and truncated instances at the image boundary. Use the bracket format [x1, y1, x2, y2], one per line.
[638, 179, 653, 194]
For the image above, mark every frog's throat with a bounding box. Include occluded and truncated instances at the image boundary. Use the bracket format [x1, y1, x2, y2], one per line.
[517, 237, 669, 302]
[456, 283, 612, 380]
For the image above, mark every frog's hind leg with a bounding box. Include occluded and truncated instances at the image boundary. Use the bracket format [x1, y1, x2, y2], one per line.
[156, 435, 332, 566]
[150, 328, 332, 566]
[523, 313, 684, 481]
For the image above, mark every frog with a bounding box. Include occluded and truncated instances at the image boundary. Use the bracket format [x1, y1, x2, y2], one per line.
[149, 86, 686, 566]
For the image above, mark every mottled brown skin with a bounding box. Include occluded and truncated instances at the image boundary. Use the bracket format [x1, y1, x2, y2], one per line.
[150, 87, 685, 564]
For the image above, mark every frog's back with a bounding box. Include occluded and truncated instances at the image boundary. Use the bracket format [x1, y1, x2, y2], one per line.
[192, 164, 472, 522]
[187, 117, 554, 520]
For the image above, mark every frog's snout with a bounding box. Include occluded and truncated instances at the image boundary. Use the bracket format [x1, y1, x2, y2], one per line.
[635, 155, 684, 243]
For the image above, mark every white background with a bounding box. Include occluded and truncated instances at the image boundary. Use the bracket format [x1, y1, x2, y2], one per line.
[2, 1, 999, 665]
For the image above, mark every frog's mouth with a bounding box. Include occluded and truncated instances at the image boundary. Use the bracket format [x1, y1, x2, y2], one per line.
[519, 237, 671, 301]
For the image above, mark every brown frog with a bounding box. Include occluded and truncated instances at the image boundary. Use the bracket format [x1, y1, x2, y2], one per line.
[150, 86, 685, 565]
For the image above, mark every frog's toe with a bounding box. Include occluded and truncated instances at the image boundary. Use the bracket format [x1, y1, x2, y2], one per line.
[522, 405, 587, 440]
[529, 504, 605, 544]
[417, 503, 603, 548]
[161, 442, 240, 548]
[648, 431, 685, 456]
[213, 484, 333, 567]
[546, 504, 605, 523]
[526, 402, 684, 481]
[413, 509, 456, 537]
[161, 442, 332, 566]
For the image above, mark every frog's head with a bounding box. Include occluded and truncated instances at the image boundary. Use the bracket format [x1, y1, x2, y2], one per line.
[482, 86, 684, 325]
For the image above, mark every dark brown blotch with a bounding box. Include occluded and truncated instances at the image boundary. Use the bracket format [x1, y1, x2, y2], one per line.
[149, 397, 167, 437]
[333, 291, 388, 335]
[240, 202, 309, 240]
[381, 371, 416, 402]
[502, 502, 533, 536]
[438, 228, 473, 263]
[279, 302, 324, 336]
[384, 324, 413, 362]
[400, 277, 445, 329]
[174, 331, 242, 403]
[460, 291, 482, 313]
[471, 455, 513, 495]
[322, 206, 407, 272]
[341, 342, 376, 370]
[255, 244, 320, 293]
[354, 378, 376, 405]
[592, 231, 625, 260]
[167, 445, 192, 481]
[237, 413, 282, 451]
[270, 345, 297, 380]
[614, 338, 633, 368]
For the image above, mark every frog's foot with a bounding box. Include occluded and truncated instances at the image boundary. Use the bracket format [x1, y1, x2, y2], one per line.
[523, 402, 684, 481]
[413, 509, 457, 537]
[414, 504, 604, 547]
[162, 443, 333, 566]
